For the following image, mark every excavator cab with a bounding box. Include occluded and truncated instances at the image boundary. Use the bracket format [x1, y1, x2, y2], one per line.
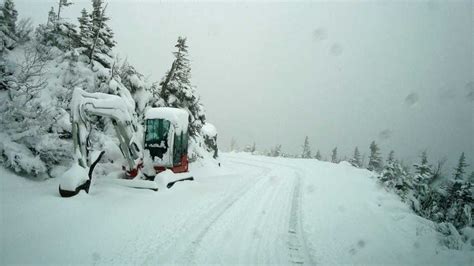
[143, 108, 190, 175]
[144, 118, 171, 160]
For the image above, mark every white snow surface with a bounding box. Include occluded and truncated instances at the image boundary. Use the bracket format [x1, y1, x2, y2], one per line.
[145, 107, 189, 133]
[1, 153, 472, 265]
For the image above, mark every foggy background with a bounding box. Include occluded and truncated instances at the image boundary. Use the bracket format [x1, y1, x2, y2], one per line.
[16, 0, 473, 171]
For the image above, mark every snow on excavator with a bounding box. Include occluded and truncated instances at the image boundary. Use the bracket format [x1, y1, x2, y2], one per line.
[58, 88, 193, 197]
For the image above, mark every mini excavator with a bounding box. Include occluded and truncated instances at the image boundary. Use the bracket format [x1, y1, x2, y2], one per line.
[59, 88, 193, 197]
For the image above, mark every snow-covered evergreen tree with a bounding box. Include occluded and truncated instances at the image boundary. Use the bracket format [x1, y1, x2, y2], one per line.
[156, 36, 206, 137]
[453, 152, 468, 180]
[77, 8, 93, 54]
[349, 147, 361, 167]
[35, 3, 78, 52]
[116, 59, 151, 117]
[444, 178, 473, 229]
[410, 151, 434, 212]
[314, 150, 322, 160]
[379, 151, 395, 185]
[87, 0, 115, 68]
[301, 136, 311, 158]
[0, 0, 18, 51]
[331, 147, 338, 163]
[57, 0, 73, 20]
[367, 141, 383, 172]
[387, 150, 395, 163]
[412, 151, 433, 189]
[434, 152, 473, 228]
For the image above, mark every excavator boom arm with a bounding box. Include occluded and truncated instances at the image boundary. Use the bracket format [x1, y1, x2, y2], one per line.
[70, 87, 142, 173]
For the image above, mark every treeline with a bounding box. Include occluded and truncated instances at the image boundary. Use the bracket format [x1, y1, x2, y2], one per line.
[236, 136, 473, 247]
[0, 0, 216, 177]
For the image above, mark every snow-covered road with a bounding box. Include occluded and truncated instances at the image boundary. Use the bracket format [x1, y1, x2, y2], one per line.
[1, 153, 471, 265]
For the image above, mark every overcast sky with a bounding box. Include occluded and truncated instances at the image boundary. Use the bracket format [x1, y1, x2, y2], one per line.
[16, 0, 473, 172]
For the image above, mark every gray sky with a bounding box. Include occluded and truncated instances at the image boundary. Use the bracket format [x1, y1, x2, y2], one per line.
[16, 0, 473, 172]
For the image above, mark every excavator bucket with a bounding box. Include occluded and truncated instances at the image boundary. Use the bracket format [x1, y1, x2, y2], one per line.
[154, 170, 194, 189]
[58, 151, 105, 197]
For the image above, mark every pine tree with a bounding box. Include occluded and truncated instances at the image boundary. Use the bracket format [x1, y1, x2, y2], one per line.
[379, 151, 405, 190]
[430, 158, 447, 187]
[77, 8, 93, 53]
[36, 4, 78, 51]
[442, 153, 472, 229]
[0, 0, 18, 50]
[387, 150, 395, 163]
[444, 177, 473, 228]
[349, 147, 361, 167]
[314, 150, 322, 160]
[453, 152, 468, 180]
[301, 136, 311, 158]
[88, 0, 115, 67]
[2, 0, 17, 34]
[57, 0, 73, 20]
[331, 147, 338, 163]
[411, 151, 434, 212]
[47, 7, 57, 25]
[157, 36, 206, 137]
[367, 141, 383, 172]
[414, 151, 431, 176]
[116, 58, 150, 117]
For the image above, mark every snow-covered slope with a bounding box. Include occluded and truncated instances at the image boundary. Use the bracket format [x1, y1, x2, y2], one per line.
[0, 153, 472, 265]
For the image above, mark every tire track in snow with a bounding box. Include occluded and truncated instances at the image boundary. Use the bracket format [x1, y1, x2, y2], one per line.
[191, 158, 293, 264]
[287, 171, 316, 265]
[183, 160, 274, 263]
[226, 155, 317, 265]
[141, 161, 273, 264]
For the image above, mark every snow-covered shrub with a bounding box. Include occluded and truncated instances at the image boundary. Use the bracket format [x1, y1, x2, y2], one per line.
[378, 151, 413, 200]
[202, 123, 218, 159]
[268, 144, 282, 157]
[0, 42, 75, 176]
[0, 133, 46, 176]
[436, 222, 465, 250]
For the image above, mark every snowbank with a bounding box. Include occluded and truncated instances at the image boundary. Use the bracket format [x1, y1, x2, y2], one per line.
[1, 153, 471, 265]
